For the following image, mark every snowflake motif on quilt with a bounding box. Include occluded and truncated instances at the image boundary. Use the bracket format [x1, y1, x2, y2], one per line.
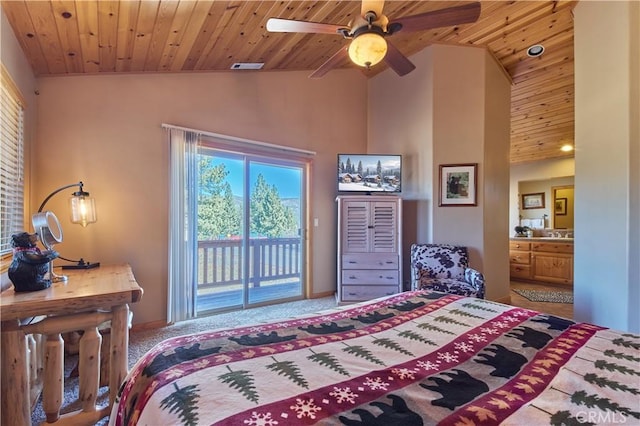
[363, 376, 389, 391]
[329, 387, 359, 404]
[289, 398, 322, 419]
[243, 411, 279, 426]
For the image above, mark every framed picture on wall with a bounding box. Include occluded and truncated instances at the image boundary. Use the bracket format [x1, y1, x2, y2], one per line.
[555, 197, 567, 215]
[439, 163, 478, 206]
[522, 192, 545, 209]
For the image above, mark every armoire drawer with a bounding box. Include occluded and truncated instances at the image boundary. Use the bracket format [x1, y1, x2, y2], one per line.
[341, 270, 399, 285]
[341, 285, 399, 301]
[342, 254, 398, 269]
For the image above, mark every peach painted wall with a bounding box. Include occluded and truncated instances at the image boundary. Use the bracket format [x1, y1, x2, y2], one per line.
[368, 44, 511, 301]
[33, 70, 367, 325]
[574, 1, 640, 333]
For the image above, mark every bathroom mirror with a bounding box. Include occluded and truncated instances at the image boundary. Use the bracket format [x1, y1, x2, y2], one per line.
[518, 176, 574, 229]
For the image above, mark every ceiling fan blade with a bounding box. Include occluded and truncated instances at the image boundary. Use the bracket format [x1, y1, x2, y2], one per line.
[361, 0, 385, 19]
[266, 18, 345, 35]
[309, 46, 349, 79]
[389, 2, 481, 33]
[384, 41, 416, 76]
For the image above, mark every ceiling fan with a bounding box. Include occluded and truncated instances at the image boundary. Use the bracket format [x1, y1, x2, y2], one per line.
[266, 0, 481, 78]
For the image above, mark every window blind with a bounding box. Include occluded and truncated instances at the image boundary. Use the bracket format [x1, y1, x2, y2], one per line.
[0, 65, 25, 264]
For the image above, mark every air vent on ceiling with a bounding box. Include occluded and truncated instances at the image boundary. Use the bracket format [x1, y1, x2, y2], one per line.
[230, 62, 264, 70]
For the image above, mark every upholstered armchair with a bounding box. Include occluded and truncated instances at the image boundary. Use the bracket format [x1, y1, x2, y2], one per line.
[410, 243, 485, 299]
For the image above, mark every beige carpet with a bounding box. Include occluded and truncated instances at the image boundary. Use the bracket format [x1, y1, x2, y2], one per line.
[30, 296, 337, 425]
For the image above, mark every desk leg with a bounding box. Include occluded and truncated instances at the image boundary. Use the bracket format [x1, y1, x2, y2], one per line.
[42, 333, 64, 423]
[79, 327, 101, 412]
[109, 304, 129, 406]
[1, 319, 30, 426]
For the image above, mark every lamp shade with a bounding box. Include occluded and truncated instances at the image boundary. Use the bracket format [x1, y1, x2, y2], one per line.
[69, 194, 97, 227]
[348, 32, 387, 68]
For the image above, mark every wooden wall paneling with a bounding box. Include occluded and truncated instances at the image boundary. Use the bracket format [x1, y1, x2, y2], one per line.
[511, 100, 573, 123]
[194, 1, 257, 71]
[1, 0, 580, 164]
[75, 0, 101, 74]
[184, 1, 233, 71]
[24, 1, 67, 74]
[114, 0, 140, 73]
[167, 1, 213, 72]
[143, 0, 180, 72]
[129, 0, 160, 72]
[446, 2, 548, 46]
[507, 44, 573, 79]
[50, 0, 84, 74]
[492, 7, 574, 60]
[97, 1, 120, 73]
[156, 0, 198, 72]
[1, 1, 51, 75]
[223, 1, 285, 67]
[241, 0, 303, 70]
[204, 0, 270, 69]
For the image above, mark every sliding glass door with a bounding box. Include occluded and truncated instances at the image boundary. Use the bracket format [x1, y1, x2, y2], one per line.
[195, 147, 305, 314]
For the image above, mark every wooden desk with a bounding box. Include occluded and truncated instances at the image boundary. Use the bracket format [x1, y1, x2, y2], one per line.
[0, 264, 143, 426]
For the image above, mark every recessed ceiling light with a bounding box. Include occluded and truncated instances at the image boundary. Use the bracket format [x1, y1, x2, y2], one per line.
[526, 44, 545, 57]
[560, 144, 574, 152]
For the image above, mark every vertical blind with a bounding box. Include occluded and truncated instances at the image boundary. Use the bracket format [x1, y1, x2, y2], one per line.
[0, 65, 25, 260]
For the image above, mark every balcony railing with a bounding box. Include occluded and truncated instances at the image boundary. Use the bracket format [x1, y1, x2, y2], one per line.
[197, 237, 302, 291]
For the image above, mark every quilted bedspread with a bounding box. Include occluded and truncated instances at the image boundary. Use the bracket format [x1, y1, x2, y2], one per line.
[110, 291, 640, 425]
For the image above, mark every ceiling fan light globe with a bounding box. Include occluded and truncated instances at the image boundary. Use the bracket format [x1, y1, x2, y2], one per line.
[348, 33, 387, 68]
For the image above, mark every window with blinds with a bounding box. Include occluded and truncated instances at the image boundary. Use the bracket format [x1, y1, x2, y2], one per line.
[0, 65, 25, 268]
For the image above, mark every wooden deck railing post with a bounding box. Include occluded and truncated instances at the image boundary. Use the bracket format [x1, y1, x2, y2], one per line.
[197, 237, 302, 293]
[253, 240, 261, 288]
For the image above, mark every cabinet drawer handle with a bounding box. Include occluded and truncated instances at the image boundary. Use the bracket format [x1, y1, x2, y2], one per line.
[348, 261, 357, 264]
[349, 275, 357, 279]
[348, 292, 357, 296]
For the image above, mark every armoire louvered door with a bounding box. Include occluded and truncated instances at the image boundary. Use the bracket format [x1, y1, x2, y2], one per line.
[341, 200, 398, 253]
[336, 195, 402, 303]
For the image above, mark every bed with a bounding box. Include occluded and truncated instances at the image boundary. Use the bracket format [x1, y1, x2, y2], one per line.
[110, 290, 640, 425]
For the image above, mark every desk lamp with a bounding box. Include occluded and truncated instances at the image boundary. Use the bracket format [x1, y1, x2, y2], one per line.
[32, 181, 99, 282]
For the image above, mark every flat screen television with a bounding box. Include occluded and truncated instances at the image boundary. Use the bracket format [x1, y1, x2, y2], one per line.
[337, 154, 402, 193]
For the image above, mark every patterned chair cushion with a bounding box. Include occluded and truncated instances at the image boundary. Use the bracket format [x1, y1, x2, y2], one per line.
[416, 278, 483, 299]
[411, 244, 468, 280]
[410, 243, 485, 299]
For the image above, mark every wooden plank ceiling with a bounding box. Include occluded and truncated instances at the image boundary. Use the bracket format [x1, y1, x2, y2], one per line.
[1, 0, 576, 164]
